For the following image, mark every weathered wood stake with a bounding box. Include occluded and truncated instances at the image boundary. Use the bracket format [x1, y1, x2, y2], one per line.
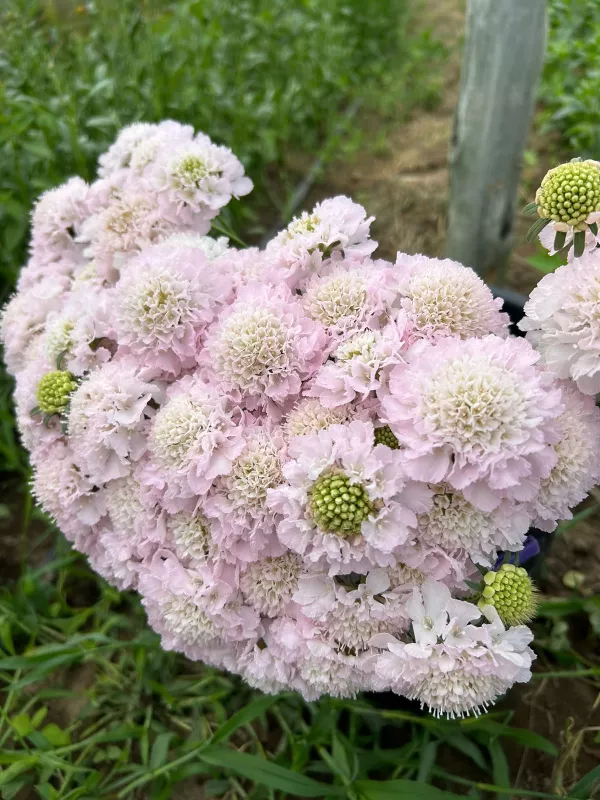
[447, 0, 547, 277]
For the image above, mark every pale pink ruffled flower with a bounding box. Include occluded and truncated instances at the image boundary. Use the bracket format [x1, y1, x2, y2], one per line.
[30, 177, 90, 265]
[68, 358, 165, 483]
[520, 252, 600, 395]
[266, 196, 377, 288]
[214, 247, 286, 290]
[525, 384, 600, 531]
[395, 253, 508, 341]
[98, 122, 165, 177]
[146, 375, 245, 503]
[381, 336, 564, 511]
[204, 427, 287, 562]
[267, 419, 432, 575]
[114, 241, 232, 375]
[308, 316, 409, 407]
[200, 283, 327, 416]
[303, 259, 398, 341]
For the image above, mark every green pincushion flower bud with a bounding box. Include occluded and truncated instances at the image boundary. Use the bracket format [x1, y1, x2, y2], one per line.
[478, 563, 538, 626]
[36, 370, 78, 416]
[309, 471, 373, 535]
[374, 424, 400, 450]
[536, 160, 600, 226]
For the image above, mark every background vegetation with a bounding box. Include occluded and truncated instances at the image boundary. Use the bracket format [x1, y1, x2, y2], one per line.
[0, 0, 599, 798]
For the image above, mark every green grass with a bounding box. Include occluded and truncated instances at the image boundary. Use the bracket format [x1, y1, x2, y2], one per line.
[539, 0, 600, 158]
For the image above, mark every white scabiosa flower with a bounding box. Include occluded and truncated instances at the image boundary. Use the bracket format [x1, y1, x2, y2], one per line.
[395, 254, 508, 341]
[166, 510, 218, 566]
[98, 122, 164, 176]
[30, 177, 90, 265]
[240, 552, 304, 616]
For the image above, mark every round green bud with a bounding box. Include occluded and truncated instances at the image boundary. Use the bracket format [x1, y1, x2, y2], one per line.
[308, 471, 373, 535]
[536, 160, 600, 226]
[36, 370, 78, 416]
[477, 563, 538, 626]
[374, 425, 400, 450]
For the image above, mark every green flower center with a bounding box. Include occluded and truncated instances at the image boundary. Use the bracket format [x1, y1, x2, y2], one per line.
[537, 161, 600, 226]
[309, 472, 373, 535]
[374, 425, 399, 450]
[478, 563, 538, 626]
[36, 370, 78, 416]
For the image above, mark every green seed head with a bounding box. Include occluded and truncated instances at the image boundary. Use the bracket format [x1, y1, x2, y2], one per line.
[536, 160, 600, 226]
[478, 563, 538, 626]
[373, 424, 399, 450]
[308, 471, 373, 535]
[36, 370, 78, 416]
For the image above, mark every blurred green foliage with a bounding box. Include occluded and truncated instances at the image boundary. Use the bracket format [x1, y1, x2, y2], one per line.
[539, 0, 600, 157]
[0, 0, 432, 295]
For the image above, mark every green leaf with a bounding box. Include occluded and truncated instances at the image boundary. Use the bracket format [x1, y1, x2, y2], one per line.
[209, 693, 281, 745]
[149, 733, 173, 770]
[0, 757, 38, 787]
[522, 202, 539, 216]
[526, 250, 565, 274]
[488, 739, 510, 799]
[199, 746, 345, 797]
[441, 733, 487, 771]
[526, 217, 551, 243]
[554, 229, 567, 250]
[10, 714, 33, 737]
[461, 720, 557, 756]
[588, 221, 598, 236]
[355, 779, 462, 799]
[417, 740, 438, 783]
[41, 723, 70, 747]
[569, 763, 600, 798]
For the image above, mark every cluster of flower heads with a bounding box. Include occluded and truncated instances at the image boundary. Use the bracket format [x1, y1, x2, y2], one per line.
[3, 125, 600, 718]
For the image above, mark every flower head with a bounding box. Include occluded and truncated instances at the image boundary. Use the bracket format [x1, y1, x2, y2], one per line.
[395, 254, 508, 341]
[36, 370, 78, 416]
[536, 160, 600, 226]
[520, 252, 600, 395]
[240, 553, 303, 616]
[381, 336, 563, 510]
[266, 196, 377, 288]
[479, 564, 538, 625]
[284, 398, 349, 440]
[30, 178, 89, 264]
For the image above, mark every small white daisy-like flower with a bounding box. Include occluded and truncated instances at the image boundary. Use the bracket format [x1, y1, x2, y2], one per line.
[240, 553, 304, 616]
[284, 398, 348, 439]
[395, 254, 508, 341]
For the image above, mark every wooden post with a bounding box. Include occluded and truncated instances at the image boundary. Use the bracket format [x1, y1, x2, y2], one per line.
[447, 0, 547, 277]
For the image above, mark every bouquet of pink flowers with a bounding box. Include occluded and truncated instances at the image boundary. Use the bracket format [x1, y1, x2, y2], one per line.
[3, 123, 600, 717]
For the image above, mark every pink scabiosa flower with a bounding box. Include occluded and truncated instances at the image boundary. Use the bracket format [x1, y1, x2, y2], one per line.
[29, 177, 90, 265]
[267, 419, 432, 575]
[266, 196, 377, 288]
[13, 355, 70, 453]
[98, 122, 191, 178]
[417, 485, 530, 566]
[201, 283, 327, 416]
[68, 358, 164, 483]
[308, 316, 409, 407]
[137, 551, 261, 657]
[162, 232, 230, 260]
[152, 133, 252, 225]
[294, 570, 408, 655]
[284, 398, 349, 440]
[31, 441, 106, 538]
[520, 252, 600, 395]
[104, 465, 166, 551]
[114, 241, 231, 375]
[240, 552, 304, 617]
[165, 509, 219, 567]
[214, 247, 285, 291]
[381, 335, 564, 511]
[204, 427, 287, 562]
[395, 253, 508, 341]
[302, 260, 398, 341]
[146, 375, 245, 503]
[0, 276, 70, 375]
[526, 384, 600, 531]
[372, 581, 534, 718]
[78, 191, 177, 279]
